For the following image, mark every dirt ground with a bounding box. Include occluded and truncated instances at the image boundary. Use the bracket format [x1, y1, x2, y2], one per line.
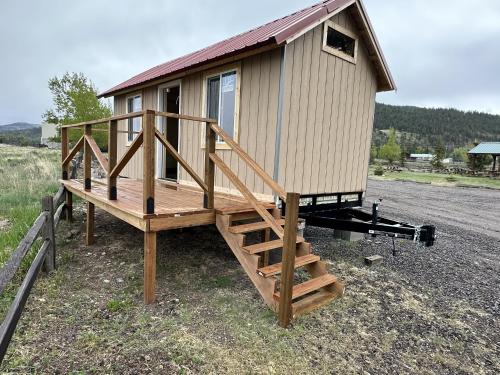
[1, 180, 498, 374]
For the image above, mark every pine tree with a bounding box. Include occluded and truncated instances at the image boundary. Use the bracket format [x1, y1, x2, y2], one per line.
[431, 139, 445, 169]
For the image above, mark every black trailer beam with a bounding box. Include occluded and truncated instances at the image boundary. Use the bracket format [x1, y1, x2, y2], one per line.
[295, 191, 436, 247]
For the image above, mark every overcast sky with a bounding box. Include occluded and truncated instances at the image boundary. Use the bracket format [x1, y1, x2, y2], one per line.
[1, 0, 499, 124]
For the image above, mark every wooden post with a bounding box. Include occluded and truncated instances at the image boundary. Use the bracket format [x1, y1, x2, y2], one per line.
[278, 192, 300, 328]
[203, 122, 215, 209]
[86, 202, 94, 246]
[144, 231, 157, 304]
[84, 124, 92, 191]
[61, 127, 69, 180]
[108, 119, 118, 200]
[65, 191, 73, 222]
[143, 110, 155, 214]
[41, 196, 56, 272]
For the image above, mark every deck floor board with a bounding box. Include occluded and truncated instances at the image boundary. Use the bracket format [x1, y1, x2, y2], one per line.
[61, 179, 274, 230]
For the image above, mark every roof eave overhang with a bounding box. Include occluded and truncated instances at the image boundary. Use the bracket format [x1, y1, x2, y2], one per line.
[98, 40, 278, 99]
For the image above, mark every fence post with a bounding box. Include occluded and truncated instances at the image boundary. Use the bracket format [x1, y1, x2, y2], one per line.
[143, 110, 156, 214]
[84, 124, 92, 191]
[41, 196, 56, 272]
[278, 192, 300, 328]
[203, 122, 215, 209]
[108, 119, 118, 200]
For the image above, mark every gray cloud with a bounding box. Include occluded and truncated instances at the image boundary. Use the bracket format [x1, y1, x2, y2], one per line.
[1, 0, 499, 124]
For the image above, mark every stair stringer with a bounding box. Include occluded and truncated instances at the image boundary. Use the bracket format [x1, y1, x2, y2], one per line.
[216, 214, 278, 311]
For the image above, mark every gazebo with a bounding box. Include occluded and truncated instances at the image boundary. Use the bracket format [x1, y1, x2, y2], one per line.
[468, 142, 500, 172]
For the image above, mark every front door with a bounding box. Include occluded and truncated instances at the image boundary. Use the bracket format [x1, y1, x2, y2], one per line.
[158, 84, 180, 180]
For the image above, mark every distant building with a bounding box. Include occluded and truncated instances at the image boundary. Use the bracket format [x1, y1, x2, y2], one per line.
[409, 153, 433, 162]
[442, 158, 453, 164]
[40, 123, 57, 145]
[468, 142, 500, 172]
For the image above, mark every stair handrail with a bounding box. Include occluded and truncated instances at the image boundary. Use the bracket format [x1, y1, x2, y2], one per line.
[209, 153, 285, 239]
[209, 123, 287, 203]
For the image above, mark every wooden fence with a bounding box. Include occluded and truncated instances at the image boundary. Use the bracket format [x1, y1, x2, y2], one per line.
[0, 185, 67, 363]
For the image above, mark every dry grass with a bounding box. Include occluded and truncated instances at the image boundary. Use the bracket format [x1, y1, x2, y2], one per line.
[0, 145, 60, 267]
[0, 208, 497, 374]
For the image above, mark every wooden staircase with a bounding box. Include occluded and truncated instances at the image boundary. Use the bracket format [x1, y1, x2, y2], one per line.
[215, 206, 344, 323]
[205, 122, 344, 326]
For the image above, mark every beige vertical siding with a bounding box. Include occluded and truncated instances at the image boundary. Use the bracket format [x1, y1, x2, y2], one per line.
[279, 10, 378, 194]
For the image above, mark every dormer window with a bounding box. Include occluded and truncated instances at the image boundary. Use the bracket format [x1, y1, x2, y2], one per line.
[322, 20, 358, 64]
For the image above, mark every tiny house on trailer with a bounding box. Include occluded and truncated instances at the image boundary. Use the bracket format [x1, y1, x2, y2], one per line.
[60, 0, 433, 328]
[98, 0, 394, 200]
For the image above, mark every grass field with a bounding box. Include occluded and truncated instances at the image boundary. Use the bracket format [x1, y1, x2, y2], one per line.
[369, 168, 500, 190]
[0, 144, 60, 267]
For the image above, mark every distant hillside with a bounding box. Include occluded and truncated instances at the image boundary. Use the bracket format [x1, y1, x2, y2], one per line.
[373, 103, 500, 152]
[0, 127, 41, 146]
[0, 122, 40, 131]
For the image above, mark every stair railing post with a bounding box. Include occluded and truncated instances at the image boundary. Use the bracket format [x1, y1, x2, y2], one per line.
[61, 127, 69, 180]
[108, 119, 118, 200]
[203, 122, 215, 209]
[84, 124, 92, 191]
[279, 192, 300, 328]
[143, 110, 156, 215]
[41, 196, 56, 272]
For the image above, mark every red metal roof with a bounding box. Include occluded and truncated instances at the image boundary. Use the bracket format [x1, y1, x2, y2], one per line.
[99, 0, 355, 97]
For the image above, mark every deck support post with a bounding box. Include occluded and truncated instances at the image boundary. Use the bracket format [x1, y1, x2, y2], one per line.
[86, 202, 95, 246]
[84, 124, 92, 191]
[108, 119, 118, 200]
[65, 190, 73, 222]
[143, 110, 155, 214]
[144, 231, 157, 304]
[61, 127, 69, 180]
[203, 122, 215, 209]
[278, 192, 300, 328]
[41, 196, 56, 272]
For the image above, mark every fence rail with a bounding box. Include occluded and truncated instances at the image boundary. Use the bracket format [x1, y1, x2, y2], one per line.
[0, 185, 67, 363]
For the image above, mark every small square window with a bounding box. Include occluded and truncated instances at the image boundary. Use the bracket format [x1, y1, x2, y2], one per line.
[322, 21, 358, 64]
[326, 27, 355, 57]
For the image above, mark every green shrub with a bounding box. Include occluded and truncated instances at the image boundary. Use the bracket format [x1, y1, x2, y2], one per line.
[374, 165, 384, 176]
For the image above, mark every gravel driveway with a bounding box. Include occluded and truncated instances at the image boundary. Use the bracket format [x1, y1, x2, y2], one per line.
[363, 179, 500, 316]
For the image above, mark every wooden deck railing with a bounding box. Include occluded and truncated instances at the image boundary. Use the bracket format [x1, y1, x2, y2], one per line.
[0, 186, 67, 362]
[61, 109, 301, 326]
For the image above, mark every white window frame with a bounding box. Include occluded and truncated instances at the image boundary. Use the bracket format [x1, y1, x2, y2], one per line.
[322, 20, 358, 64]
[126, 93, 142, 145]
[201, 63, 241, 150]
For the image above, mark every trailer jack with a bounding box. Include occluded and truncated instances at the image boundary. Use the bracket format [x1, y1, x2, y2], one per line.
[295, 193, 436, 249]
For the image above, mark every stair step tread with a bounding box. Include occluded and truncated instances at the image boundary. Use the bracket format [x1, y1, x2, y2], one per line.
[242, 237, 305, 254]
[228, 219, 285, 234]
[292, 290, 337, 319]
[274, 274, 338, 301]
[257, 254, 320, 277]
[216, 203, 275, 215]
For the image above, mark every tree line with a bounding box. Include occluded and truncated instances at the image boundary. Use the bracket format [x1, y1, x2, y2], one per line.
[373, 103, 500, 151]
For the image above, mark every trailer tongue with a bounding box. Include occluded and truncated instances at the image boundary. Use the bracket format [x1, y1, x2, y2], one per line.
[290, 193, 436, 249]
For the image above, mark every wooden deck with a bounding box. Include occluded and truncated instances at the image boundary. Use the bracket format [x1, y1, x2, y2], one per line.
[62, 178, 274, 232]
